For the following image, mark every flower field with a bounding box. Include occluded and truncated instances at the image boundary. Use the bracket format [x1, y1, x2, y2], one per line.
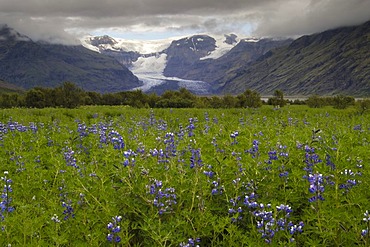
[0, 106, 369, 246]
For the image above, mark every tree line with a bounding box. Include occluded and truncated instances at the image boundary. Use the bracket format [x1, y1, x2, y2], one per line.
[0, 82, 368, 111]
[0, 82, 264, 109]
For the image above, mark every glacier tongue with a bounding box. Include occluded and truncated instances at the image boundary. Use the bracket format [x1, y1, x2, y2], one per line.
[131, 72, 213, 95]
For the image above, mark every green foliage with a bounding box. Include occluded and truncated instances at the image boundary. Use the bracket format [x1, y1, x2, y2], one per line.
[0, 93, 22, 108]
[221, 94, 238, 108]
[237, 89, 262, 108]
[0, 82, 268, 108]
[54, 82, 84, 108]
[268, 90, 286, 107]
[25, 88, 46, 108]
[306, 95, 327, 108]
[356, 99, 370, 115]
[0, 83, 367, 112]
[332, 95, 355, 109]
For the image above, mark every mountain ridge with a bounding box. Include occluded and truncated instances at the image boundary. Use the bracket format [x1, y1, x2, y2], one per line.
[83, 21, 370, 96]
[0, 26, 142, 93]
[219, 21, 370, 96]
[1, 21, 369, 96]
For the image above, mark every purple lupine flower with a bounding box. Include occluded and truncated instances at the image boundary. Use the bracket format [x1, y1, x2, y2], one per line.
[230, 131, 239, 145]
[245, 140, 259, 158]
[77, 123, 88, 137]
[123, 149, 136, 167]
[62, 200, 75, 220]
[361, 210, 370, 238]
[179, 237, 201, 247]
[303, 145, 322, 177]
[253, 203, 303, 243]
[148, 180, 177, 215]
[308, 173, 325, 202]
[63, 147, 79, 169]
[108, 130, 125, 150]
[325, 154, 336, 170]
[107, 215, 122, 243]
[211, 179, 224, 195]
[0, 171, 14, 222]
[187, 118, 196, 137]
[164, 132, 177, 157]
[203, 165, 215, 178]
[353, 124, 362, 131]
[189, 148, 203, 168]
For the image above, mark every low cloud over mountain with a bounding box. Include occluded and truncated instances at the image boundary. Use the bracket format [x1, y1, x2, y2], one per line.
[0, 0, 369, 44]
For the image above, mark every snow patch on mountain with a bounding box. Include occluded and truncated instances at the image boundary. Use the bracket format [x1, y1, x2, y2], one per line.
[112, 38, 172, 54]
[130, 53, 167, 74]
[80, 36, 101, 52]
[200, 34, 240, 60]
[81, 35, 179, 54]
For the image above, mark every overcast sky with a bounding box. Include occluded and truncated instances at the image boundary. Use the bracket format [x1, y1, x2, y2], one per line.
[0, 0, 369, 44]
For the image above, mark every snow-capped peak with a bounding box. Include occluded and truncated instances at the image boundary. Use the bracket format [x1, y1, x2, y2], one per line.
[81, 35, 178, 54]
[199, 34, 241, 60]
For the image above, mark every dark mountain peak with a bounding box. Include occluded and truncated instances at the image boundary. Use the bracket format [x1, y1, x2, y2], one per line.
[89, 35, 117, 46]
[224, 34, 238, 45]
[171, 35, 216, 51]
[0, 25, 31, 42]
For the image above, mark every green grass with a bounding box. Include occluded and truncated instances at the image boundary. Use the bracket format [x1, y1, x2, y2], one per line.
[0, 105, 369, 246]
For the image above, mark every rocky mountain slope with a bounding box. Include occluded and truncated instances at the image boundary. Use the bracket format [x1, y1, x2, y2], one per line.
[83, 33, 291, 93]
[171, 38, 293, 88]
[0, 79, 24, 94]
[219, 21, 370, 96]
[83, 21, 370, 96]
[0, 26, 141, 93]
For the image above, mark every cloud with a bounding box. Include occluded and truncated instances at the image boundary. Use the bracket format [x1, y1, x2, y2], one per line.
[254, 0, 370, 37]
[0, 0, 369, 43]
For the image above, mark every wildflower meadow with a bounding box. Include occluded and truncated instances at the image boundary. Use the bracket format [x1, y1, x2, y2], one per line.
[0, 105, 369, 246]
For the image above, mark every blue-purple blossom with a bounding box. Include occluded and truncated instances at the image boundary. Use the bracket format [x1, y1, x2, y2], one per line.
[58, 181, 75, 221]
[148, 180, 177, 215]
[107, 215, 122, 243]
[180, 237, 201, 247]
[308, 173, 325, 202]
[189, 148, 203, 168]
[253, 203, 303, 243]
[230, 131, 239, 145]
[325, 154, 336, 170]
[77, 122, 88, 137]
[187, 118, 196, 137]
[61, 200, 75, 220]
[353, 124, 362, 131]
[361, 210, 370, 238]
[203, 165, 215, 178]
[211, 179, 224, 195]
[339, 169, 361, 193]
[123, 149, 136, 167]
[63, 147, 79, 169]
[107, 130, 125, 150]
[303, 145, 322, 177]
[164, 132, 177, 157]
[245, 140, 259, 158]
[0, 171, 14, 222]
